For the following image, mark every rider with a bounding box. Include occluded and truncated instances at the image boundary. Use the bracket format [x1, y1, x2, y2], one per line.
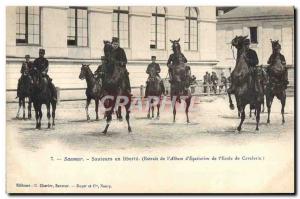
[167, 42, 187, 83]
[94, 56, 107, 82]
[227, 39, 259, 94]
[144, 56, 165, 98]
[33, 48, 57, 101]
[110, 37, 131, 94]
[17, 54, 33, 97]
[267, 42, 289, 88]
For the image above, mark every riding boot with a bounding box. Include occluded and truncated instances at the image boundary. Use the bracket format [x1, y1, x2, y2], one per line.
[227, 83, 235, 94]
[168, 69, 173, 83]
[49, 82, 57, 101]
[16, 78, 21, 98]
[125, 72, 132, 95]
[144, 83, 149, 98]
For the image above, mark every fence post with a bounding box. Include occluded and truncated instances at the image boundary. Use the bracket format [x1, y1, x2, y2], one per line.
[56, 87, 60, 104]
[140, 85, 144, 98]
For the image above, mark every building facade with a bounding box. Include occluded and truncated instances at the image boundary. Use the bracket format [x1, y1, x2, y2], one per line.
[216, 7, 294, 82]
[6, 6, 217, 100]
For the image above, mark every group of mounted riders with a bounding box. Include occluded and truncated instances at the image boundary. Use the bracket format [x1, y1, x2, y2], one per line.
[16, 34, 289, 133]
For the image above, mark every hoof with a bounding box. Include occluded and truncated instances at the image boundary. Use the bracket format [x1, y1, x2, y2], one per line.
[48, 123, 51, 129]
[87, 116, 90, 121]
[147, 114, 150, 119]
[282, 121, 285, 125]
[230, 104, 235, 110]
[255, 128, 259, 132]
[237, 126, 241, 132]
[102, 130, 107, 135]
[128, 127, 132, 133]
[267, 120, 270, 124]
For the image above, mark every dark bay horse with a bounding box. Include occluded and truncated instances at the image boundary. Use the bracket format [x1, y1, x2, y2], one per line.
[101, 42, 132, 134]
[16, 73, 32, 119]
[169, 39, 195, 123]
[79, 64, 102, 121]
[146, 67, 165, 119]
[228, 36, 264, 132]
[31, 70, 57, 129]
[265, 40, 287, 124]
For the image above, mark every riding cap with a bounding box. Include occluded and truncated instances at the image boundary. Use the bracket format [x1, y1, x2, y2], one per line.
[39, 48, 45, 54]
[243, 39, 250, 45]
[151, 56, 156, 59]
[112, 37, 119, 43]
[25, 54, 30, 58]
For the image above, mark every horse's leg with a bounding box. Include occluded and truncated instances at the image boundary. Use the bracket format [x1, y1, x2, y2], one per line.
[185, 97, 191, 123]
[34, 103, 39, 129]
[172, 97, 176, 123]
[237, 105, 245, 132]
[228, 93, 235, 110]
[52, 101, 56, 127]
[157, 101, 160, 119]
[28, 98, 32, 119]
[38, 104, 42, 129]
[22, 98, 26, 119]
[255, 103, 261, 131]
[147, 100, 151, 119]
[118, 106, 123, 121]
[262, 95, 265, 113]
[151, 105, 154, 118]
[266, 93, 274, 124]
[46, 103, 51, 129]
[249, 107, 252, 118]
[85, 97, 91, 121]
[95, 99, 99, 121]
[16, 98, 21, 118]
[281, 91, 286, 124]
[125, 97, 132, 133]
[102, 112, 111, 134]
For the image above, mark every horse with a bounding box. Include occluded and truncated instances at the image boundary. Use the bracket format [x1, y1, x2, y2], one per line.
[100, 42, 132, 134]
[265, 40, 287, 124]
[16, 72, 33, 119]
[31, 69, 57, 129]
[169, 39, 196, 123]
[79, 64, 103, 121]
[146, 67, 165, 119]
[227, 35, 264, 132]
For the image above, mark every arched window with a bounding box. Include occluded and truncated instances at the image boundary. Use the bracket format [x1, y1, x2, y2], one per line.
[113, 6, 129, 48]
[150, 7, 166, 49]
[16, 6, 40, 45]
[184, 7, 198, 51]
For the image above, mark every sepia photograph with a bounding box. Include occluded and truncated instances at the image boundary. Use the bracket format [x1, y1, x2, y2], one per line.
[5, 4, 295, 194]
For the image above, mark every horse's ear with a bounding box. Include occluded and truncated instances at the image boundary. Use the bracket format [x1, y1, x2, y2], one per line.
[170, 39, 173, 43]
[177, 38, 180, 42]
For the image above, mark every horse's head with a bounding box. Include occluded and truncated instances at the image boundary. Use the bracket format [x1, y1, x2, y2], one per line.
[170, 38, 181, 54]
[103, 40, 112, 58]
[270, 39, 281, 54]
[79, 64, 91, 80]
[231, 35, 248, 50]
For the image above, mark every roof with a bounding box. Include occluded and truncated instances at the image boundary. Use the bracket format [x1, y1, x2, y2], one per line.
[217, 6, 294, 19]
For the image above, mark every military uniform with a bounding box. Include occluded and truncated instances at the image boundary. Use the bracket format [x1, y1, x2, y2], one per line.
[17, 55, 33, 97]
[33, 49, 57, 100]
[167, 53, 187, 82]
[267, 52, 289, 88]
[144, 59, 165, 97]
[110, 37, 131, 93]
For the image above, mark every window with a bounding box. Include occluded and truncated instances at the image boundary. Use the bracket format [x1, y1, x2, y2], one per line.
[150, 7, 166, 50]
[249, 27, 258, 44]
[113, 7, 129, 48]
[184, 7, 198, 51]
[68, 7, 88, 47]
[16, 6, 40, 45]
